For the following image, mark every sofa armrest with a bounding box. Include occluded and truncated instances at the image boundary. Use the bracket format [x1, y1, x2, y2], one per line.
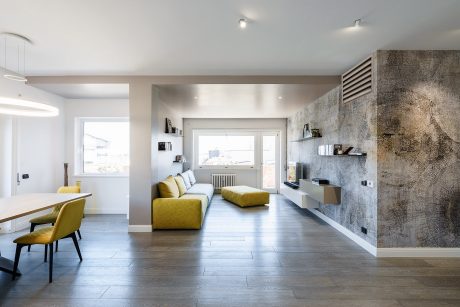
[152, 198, 202, 229]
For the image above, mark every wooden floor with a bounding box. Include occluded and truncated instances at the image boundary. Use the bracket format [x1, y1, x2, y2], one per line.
[1, 194, 460, 306]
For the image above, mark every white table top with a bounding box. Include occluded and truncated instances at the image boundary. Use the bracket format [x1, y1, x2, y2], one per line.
[0, 193, 92, 223]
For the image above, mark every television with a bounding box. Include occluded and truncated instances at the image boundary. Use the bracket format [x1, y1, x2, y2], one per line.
[286, 162, 303, 185]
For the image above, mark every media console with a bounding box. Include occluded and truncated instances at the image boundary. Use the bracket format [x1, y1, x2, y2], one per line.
[280, 179, 341, 209]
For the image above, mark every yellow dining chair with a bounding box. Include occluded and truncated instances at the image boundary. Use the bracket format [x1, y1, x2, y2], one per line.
[12, 199, 86, 283]
[28, 186, 82, 252]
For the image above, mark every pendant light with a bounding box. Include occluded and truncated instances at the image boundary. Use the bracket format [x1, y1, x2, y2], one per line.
[0, 32, 59, 117]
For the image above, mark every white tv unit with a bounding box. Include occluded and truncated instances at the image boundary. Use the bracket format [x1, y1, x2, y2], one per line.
[280, 183, 319, 209]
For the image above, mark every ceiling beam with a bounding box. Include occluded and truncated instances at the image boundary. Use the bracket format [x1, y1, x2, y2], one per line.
[26, 75, 340, 85]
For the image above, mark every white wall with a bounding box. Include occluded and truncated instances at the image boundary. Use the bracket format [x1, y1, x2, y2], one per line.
[64, 99, 129, 214]
[0, 77, 65, 232]
[183, 118, 287, 189]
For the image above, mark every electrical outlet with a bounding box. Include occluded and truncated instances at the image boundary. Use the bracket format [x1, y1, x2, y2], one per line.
[361, 227, 368, 235]
[366, 180, 374, 188]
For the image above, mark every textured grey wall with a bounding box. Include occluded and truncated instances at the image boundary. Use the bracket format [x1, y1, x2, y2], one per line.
[377, 50, 460, 247]
[287, 55, 378, 246]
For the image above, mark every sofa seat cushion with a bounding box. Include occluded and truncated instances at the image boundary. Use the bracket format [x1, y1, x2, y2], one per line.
[158, 176, 180, 198]
[180, 194, 209, 214]
[185, 183, 214, 202]
[221, 186, 269, 207]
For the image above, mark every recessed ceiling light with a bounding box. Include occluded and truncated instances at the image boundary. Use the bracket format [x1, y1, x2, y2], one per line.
[278, 96, 283, 100]
[239, 18, 248, 29]
[193, 96, 198, 100]
[354, 19, 361, 28]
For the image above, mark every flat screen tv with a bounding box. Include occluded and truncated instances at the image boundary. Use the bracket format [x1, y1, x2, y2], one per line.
[287, 162, 303, 184]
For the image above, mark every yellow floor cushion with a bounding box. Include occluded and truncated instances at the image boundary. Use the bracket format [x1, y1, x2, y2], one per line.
[221, 186, 269, 207]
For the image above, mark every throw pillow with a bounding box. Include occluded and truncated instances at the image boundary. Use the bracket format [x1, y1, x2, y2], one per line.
[174, 176, 187, 196]
[187, 170, 197, 185]
[158, 176, 180, 198]
[180, 172, 192, 189]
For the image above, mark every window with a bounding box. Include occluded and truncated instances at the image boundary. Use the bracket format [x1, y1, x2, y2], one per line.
[195, 132, 255, 168]
[77, 118, 129, 175]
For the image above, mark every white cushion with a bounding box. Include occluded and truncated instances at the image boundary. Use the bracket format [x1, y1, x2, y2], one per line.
[180, 172, 192, 189]
[187, 170, 197, 185]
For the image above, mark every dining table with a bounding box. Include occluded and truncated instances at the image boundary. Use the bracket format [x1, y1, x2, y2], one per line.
[0, 192, 92, 275]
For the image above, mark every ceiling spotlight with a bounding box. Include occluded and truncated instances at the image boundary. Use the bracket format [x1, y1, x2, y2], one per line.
[193, 96, 198, 100]
[354, 19, 361, 28]
[239, 18, 248, 29]
[278, 96, 283, 100]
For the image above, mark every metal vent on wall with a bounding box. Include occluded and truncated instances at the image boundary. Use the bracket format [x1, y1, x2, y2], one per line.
[342, 56, 373, 103]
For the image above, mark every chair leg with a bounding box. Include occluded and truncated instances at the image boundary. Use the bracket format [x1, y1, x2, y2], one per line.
[12, 244, 23, 280]
[49, 243, 53, 283]
[28, 223, 36, 252]
[55, 240, 58, 252]
[77, 229, 82, 240]
[44, 244, 48, 262]
[71, 232, 83, 261]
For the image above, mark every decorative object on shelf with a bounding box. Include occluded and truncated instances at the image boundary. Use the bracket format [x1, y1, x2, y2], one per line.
[165, 118, 173, 133]
[318, 145, 366, 156]
[311, 178, 329, 185]
[311, 128, 321, 137]
[63, 163, 69, 186]
[348, 148, 366, 156]
[303, 123, 312, 138]
[158, 142, 172, 151]
[174, 155, 186, 163]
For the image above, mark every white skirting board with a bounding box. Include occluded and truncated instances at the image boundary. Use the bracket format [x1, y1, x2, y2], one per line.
[306, 208, 460, 258]
[306, 207, 377, 256]
[128, 225, 152, 232]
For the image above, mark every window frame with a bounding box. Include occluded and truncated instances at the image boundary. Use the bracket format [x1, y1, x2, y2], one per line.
[193, 129, 260, 170]
[75, 117, 129, 177]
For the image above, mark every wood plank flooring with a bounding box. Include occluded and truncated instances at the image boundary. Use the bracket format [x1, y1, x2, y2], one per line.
[1, 194, 460, 306]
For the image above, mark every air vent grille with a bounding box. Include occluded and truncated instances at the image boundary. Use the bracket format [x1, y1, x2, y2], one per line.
[342, 56, 373, 103]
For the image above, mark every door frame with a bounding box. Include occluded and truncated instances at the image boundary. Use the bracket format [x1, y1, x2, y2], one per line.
[259, 130, 280, 193]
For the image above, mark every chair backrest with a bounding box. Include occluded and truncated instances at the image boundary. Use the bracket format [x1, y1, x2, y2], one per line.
[53, 186, 81, 213]
[51, 199, 86, 241]
[57, 186, 80, 193]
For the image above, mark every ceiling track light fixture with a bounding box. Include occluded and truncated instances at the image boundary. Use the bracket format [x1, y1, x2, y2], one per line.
[1, 32, 33, 82]
[239, 18, 248, 29]
[354, 19, 362, 28]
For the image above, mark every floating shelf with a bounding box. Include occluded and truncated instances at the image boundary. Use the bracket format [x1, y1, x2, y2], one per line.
[319, 153, 367, 157]
[165, 132, 183, 137]
[291, 136, 322, 142]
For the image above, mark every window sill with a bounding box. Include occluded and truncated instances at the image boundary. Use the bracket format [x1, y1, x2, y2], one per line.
[73, 174, 129, 178]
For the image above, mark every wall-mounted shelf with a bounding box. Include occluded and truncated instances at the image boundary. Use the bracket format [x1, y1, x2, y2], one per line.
[291, 136, 322, 142]
[172, 161, 184, 163]
[299, 179, 341, 205]
[319, 153, 367, 157]
[165, 132, 183, 137]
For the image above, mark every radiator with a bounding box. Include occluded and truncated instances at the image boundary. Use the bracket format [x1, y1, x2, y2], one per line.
[212, 173, 236, 190]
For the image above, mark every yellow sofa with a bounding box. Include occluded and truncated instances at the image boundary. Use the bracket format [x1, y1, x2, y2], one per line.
[152, 173, 212, 230]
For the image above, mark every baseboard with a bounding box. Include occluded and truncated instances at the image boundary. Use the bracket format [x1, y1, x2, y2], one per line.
[307, 208, 460, 258]
[84, 208, 127, 215]
[376, 248, 460, 257]
[306, 208, 377, 256]
[128, 225, 152, 232]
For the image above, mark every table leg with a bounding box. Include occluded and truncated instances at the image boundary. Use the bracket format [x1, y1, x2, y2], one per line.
[0, 250, 22, 275]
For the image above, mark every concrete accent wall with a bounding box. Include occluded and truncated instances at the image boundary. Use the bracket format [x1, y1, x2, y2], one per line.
[287, 73, 378, 245]
[288, 50, 460, 248]
[377, 50, 460, 247]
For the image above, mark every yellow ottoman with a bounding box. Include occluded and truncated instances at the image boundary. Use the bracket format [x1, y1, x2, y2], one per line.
[221, 186, 269, 207]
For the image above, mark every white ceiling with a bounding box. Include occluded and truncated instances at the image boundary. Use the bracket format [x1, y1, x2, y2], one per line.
[0, 0, 459, 76]
[156, 83, 337, 118]
[33, 84, 129, 99]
